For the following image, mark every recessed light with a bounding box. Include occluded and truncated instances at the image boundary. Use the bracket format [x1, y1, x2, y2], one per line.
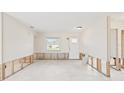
[76, 26, 83, 29]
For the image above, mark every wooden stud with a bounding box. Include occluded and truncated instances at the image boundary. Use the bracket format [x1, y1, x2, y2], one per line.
[99, 59, 102, 72]
[0, 64, 2, 80]
[96, 58, 99, 70]
[20, 59, 23, 69]
[0, 54, 34, 80]
[11, 61, 14, 74]
[116, 58, 121, 70]
[106, 61, 110, 77]
[30, 55, 33, 63]
[97, 58, 102, 72]
[0, 63, 5, 80]
[29, 56, 31, 63]
[80, 53, 83, 60]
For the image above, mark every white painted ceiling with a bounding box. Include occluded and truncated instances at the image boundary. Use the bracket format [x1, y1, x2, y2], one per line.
[7, 12, 124, 32]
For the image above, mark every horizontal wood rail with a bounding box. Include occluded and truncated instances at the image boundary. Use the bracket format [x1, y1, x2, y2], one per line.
[1, 53, 105, 80]
[33, 53, 69, 60]
[33, 53, 84, 60]
[0, 52, 84, 80]
[0, 55, 33, 80]
[88, 55, 110, 77]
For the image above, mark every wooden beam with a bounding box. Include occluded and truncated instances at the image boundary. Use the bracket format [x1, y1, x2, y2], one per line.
[11, 61, 14, 74]
[0, 64, 2, 80]
[97, 58, 102, 72]
[106, 61, 110, 77]
[0, 63, 5, 80]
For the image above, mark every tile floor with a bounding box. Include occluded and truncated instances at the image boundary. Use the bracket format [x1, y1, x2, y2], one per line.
[5, 60, 124, 81]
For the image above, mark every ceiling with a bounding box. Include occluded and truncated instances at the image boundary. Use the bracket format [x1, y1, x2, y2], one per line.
[7, 12, 124, 32]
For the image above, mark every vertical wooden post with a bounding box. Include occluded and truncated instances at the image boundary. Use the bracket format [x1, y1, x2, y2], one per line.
[30, 55, 33, 64]
[106, 61, 110, 77]
[0, 63, 5, 80]
[115, 29, 121, 70]
[11, 61, 14, 74]
[96, 58, 99, 70]
[0, 64, 3, 80]
[29, 56, 31, 64]
[97, 58, 102, 72]
[24, 57, 26, 63]
[107, 16, 111, 77]
[20, 59, 23, 69]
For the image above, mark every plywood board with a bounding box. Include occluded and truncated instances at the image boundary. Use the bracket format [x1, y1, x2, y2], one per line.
[14, 60, 22, 72]
[5, 62, 13, 78]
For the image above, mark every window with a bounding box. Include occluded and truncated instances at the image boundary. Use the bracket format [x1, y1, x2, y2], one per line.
[47, 37, 60, 51]
[71, 38, 78, 43]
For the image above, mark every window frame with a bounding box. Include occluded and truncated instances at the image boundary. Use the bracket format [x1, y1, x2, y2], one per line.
[46, 37, 61, 51]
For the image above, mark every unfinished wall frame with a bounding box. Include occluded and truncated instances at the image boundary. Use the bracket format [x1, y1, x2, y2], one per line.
[110, 29, 122, 71]
[88, 55, 110, 77]
[0, 55, 33, 80]
[33, 52, 84, 60]
[34, 53, 69, 60]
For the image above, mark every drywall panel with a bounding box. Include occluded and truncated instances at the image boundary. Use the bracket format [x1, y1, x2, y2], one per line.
[34, 32, 43, 53]
[0, 13, 2, 63]
[3, 13, 34, 63]
[81, 15, 108, 61]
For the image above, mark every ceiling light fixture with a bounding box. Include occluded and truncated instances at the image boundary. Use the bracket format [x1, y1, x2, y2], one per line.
[76, 26, 83, 30]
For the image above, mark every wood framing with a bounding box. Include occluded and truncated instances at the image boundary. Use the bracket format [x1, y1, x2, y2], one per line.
[115, 29, 121, 70]
[0, 63, 5, 80]
[34, 53, 70, 60]
[106, 61, 110, 77]
[80, 53, 83, 60]
[110, 29, 122, 71]
[122, 58, 124, 67]
[0, 64, 2, 80]
[97, 58, 102, 72]
[0, 55, 33, 80]
[88, 55, 110, 77]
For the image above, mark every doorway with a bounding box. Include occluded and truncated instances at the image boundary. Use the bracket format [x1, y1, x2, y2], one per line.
[110, 29, 121, 70]
[69, 37, 79, 59]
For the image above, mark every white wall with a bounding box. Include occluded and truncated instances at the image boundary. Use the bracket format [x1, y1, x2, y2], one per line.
[34, 32, 43, 53]
[34, 31, 82, 53]
[2, 13, 34, 63]
[34, 15, 108, 61]
[0, 13, 2, 63]
[81, 15, 108, 61]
